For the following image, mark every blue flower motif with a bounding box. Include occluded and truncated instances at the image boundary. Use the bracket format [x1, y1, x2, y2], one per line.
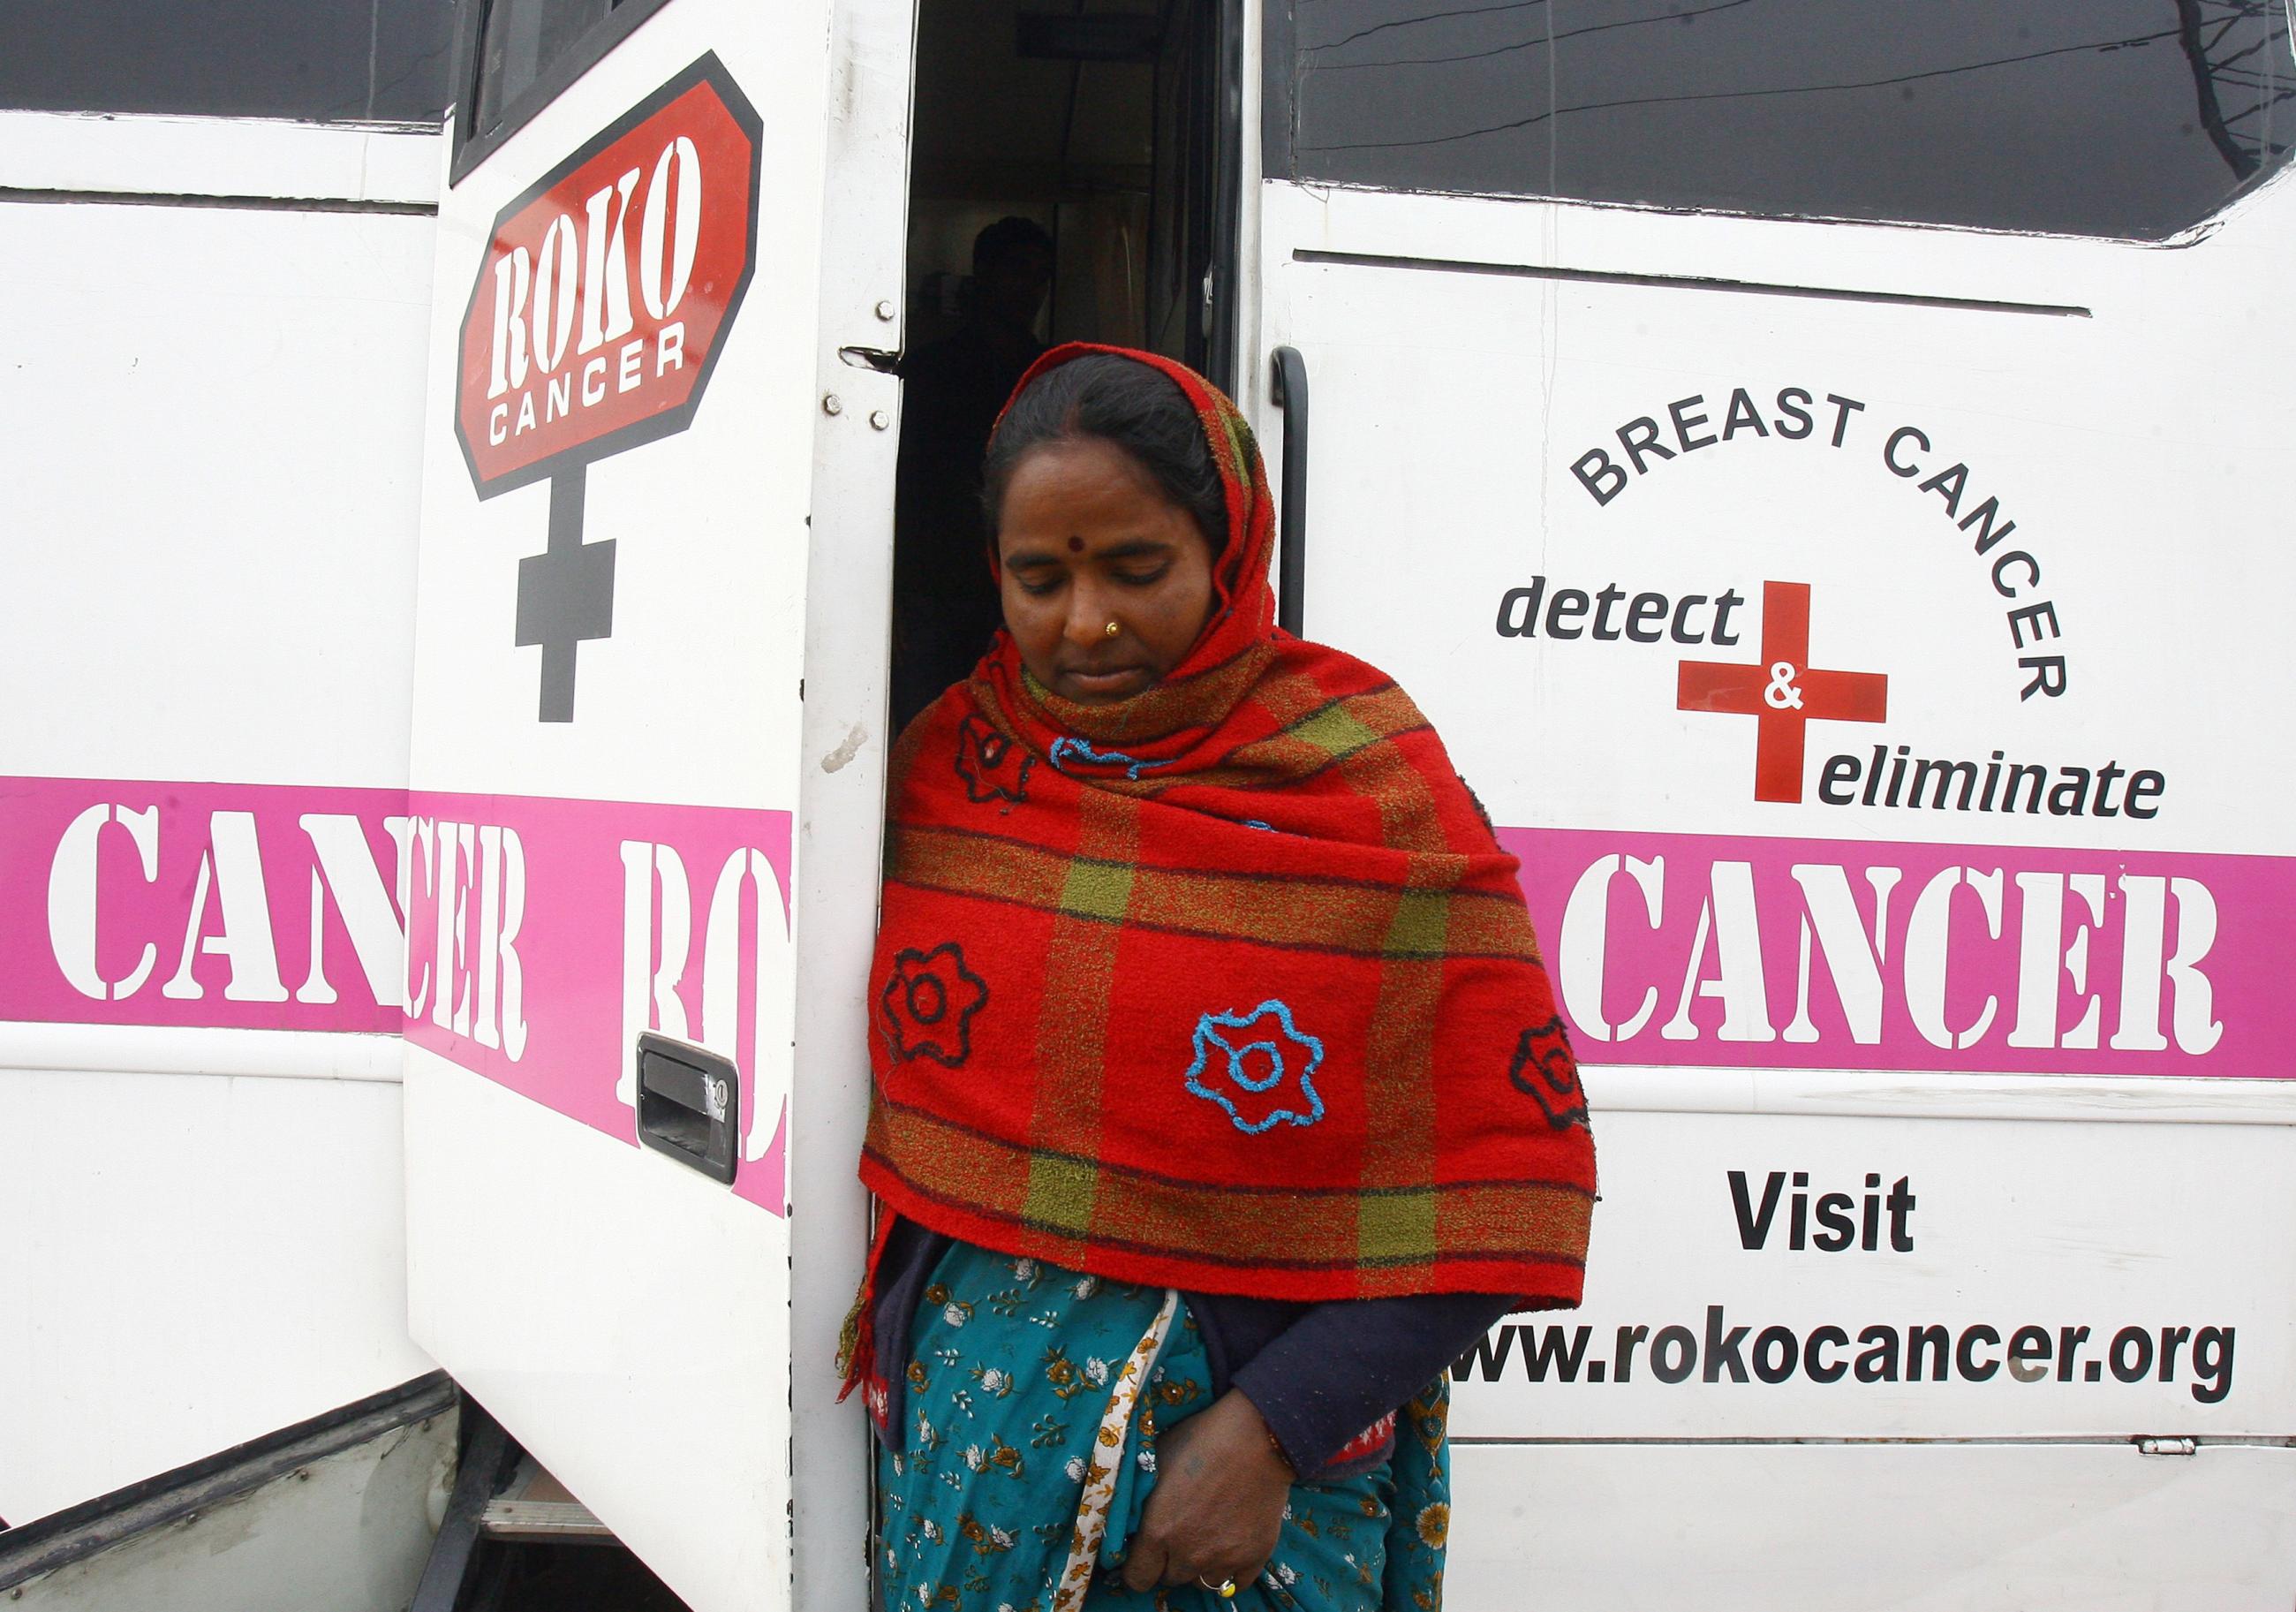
[1048, 737, 1170, 781]
[1185, 1000, 1325, 1135]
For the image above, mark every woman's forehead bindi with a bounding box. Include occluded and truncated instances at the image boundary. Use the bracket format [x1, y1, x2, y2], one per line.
[1067, 535, 1084, 553]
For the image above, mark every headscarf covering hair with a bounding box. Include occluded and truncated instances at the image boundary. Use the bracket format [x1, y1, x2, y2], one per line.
[842, 344, 1594, 1408]
[980, 350, 1230, 559]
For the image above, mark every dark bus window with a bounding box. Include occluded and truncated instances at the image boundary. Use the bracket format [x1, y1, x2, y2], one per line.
[0, 0, 454, 125]
[453, 0, 671, 179]
[1273, 0, 2295, 240]
[474, 0, 615, 134]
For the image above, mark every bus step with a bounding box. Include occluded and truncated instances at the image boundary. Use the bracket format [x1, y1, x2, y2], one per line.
[480, 1456, 618, 1544]
[414, 1395, 690, 1612]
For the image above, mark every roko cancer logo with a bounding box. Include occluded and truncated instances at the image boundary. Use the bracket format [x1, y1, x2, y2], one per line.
[453, 54, 762, 721]
[456, 53, 760, 492]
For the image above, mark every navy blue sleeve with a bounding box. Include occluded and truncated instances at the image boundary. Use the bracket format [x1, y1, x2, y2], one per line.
[1227, 1292, 1516, 1477]
[867, 1218, 952, 1438]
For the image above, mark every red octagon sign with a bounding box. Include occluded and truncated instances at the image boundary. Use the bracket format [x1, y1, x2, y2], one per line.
[456, 55, 761, 496]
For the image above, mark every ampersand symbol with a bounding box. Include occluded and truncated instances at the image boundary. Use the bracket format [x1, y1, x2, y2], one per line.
[1764, 662, 1804, 710]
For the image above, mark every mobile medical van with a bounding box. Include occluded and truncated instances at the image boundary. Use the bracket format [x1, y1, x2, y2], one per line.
[4, 1, 2295, 1608]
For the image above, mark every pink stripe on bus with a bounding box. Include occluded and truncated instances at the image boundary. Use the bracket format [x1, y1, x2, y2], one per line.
[1505, 827, 2292, 1080]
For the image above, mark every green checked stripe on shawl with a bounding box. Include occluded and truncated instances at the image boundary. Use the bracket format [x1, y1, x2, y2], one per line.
[887, 824, 1541, 961]
[866, 1098, 1595, 1288]
[855, 343, 1596, 1320]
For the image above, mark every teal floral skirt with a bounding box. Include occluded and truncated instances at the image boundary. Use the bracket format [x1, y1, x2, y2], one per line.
[876, 1240, 1452, 1611]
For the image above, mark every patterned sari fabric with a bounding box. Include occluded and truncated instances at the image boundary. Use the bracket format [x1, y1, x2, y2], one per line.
[850, 344, 1596, 1373]
[880, 1241, 1452, 1612]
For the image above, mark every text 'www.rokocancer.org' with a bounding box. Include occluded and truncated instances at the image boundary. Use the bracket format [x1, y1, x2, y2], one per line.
[1453, 1309, 2236, 1404]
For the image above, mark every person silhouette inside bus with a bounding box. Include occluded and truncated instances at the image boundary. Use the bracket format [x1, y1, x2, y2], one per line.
[889, 215, 1055, 730]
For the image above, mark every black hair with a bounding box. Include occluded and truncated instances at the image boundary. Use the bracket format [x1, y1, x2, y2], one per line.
[971, 215, 1054, 273]
[980, 354, 1228, 552]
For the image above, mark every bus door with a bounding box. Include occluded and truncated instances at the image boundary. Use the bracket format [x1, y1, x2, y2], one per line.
[1254, 4, 2296, 1604]
[400, 1, 910, 1606]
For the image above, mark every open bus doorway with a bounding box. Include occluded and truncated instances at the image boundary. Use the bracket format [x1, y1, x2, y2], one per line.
[889, 0, 1239, 730]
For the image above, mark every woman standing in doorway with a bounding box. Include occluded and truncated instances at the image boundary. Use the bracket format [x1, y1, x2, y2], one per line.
[843, 346, 1596, 1610]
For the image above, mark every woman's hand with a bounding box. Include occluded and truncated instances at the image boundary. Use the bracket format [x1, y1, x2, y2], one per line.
[1120, 1389, 1294, 1594]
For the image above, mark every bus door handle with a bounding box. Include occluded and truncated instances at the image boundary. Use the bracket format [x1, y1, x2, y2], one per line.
[1270, 346, 1310, 637]
[634, 1032, 740, 1184]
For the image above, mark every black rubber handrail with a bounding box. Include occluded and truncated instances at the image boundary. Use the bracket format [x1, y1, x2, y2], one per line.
[1271, 345, 1309, 636]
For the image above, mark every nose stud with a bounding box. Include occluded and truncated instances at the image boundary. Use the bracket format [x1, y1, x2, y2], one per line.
[1104, 620, 1121, 638]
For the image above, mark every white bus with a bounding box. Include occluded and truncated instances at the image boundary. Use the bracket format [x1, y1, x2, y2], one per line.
[4, 1, 2293, 1608]
[0, 0, 451, 1559]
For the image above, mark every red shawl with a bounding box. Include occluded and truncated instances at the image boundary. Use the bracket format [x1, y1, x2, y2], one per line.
[853, 345, 1593, 1362]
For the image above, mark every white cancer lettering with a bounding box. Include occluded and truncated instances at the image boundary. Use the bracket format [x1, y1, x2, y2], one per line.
[618, 840, 792, 1162]
[1554, 850, 2224, 1060]
[484, 134, 706, 429]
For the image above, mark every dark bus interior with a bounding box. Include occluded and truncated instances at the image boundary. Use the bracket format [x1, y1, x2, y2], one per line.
[887, 0, 1238, 729]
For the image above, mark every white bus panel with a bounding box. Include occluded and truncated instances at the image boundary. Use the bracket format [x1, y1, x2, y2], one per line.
[0, 123, 442, 1522]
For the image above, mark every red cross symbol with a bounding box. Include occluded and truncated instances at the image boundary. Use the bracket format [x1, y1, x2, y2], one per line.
[1677, 580, 1888, 803]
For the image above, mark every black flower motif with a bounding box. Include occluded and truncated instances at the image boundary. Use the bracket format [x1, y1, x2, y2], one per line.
[880, 942, 989, 1068]
[1508, 1014, 1588, 1131]
[955, 714, 1034, 807]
